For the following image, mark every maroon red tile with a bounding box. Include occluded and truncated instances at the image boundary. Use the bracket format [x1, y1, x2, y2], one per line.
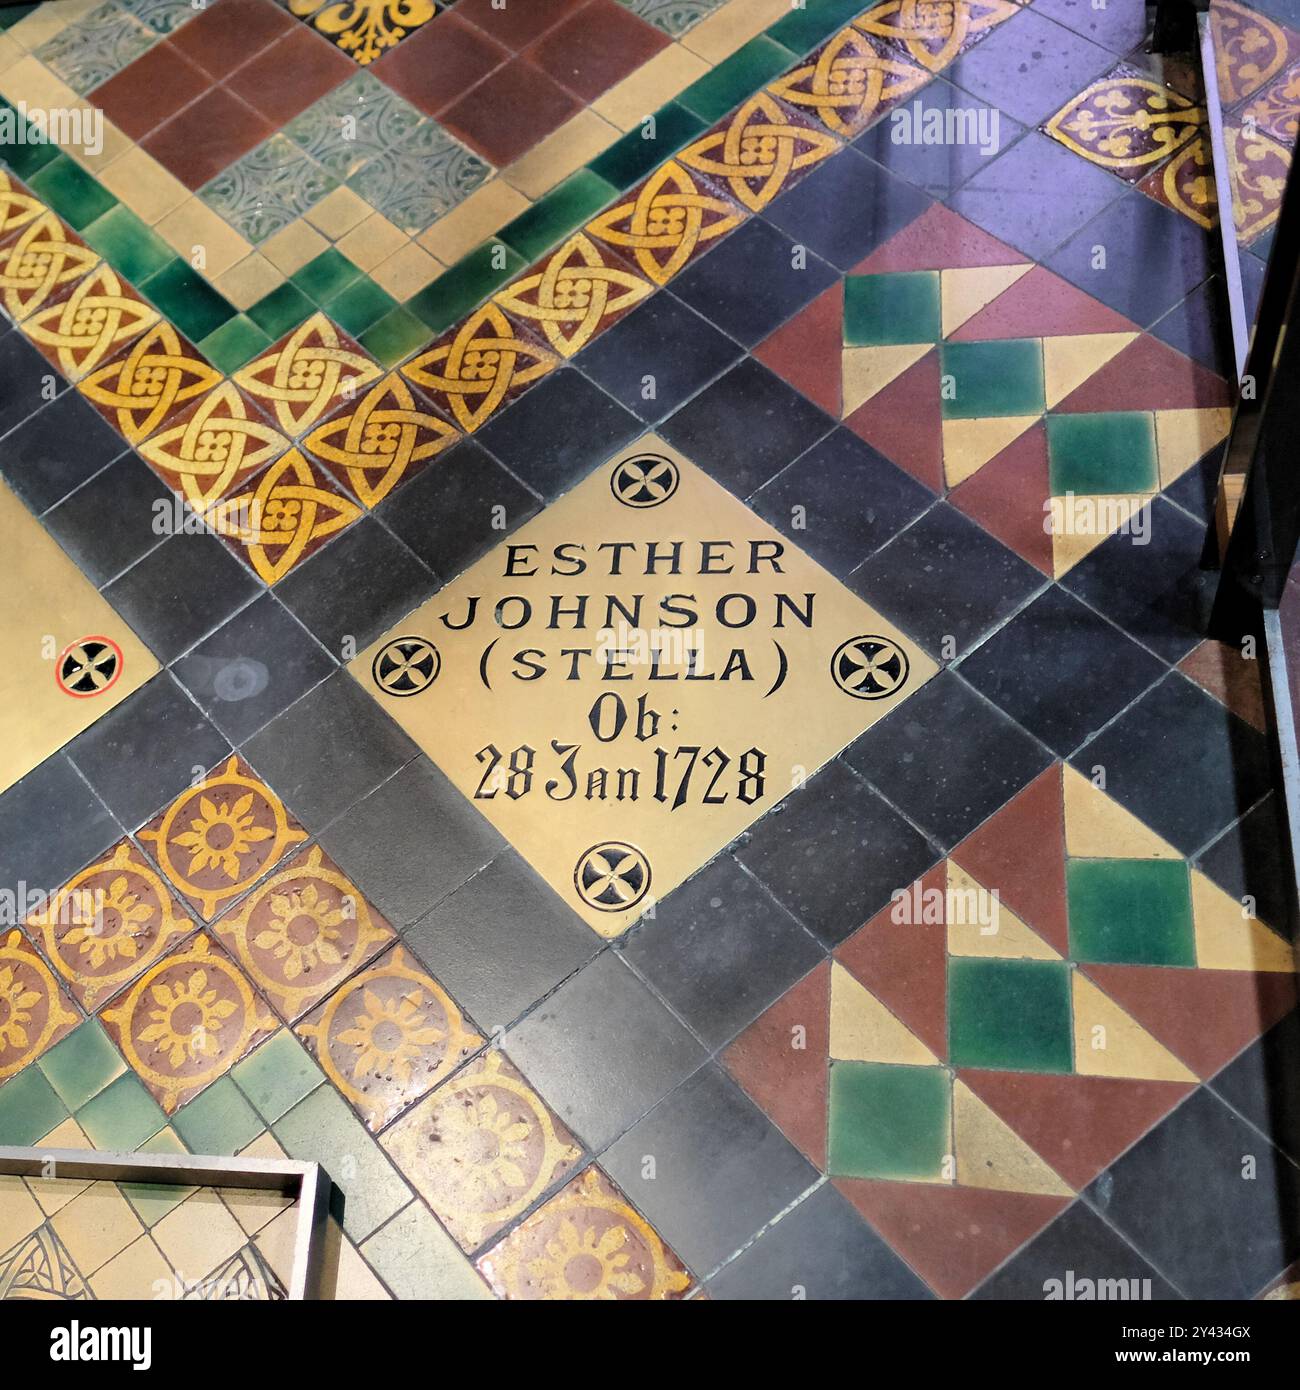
[88, 40, 210, 143]
[168, 0, 296, 80]
[526, 0, 671, 103]
[456, 0, 589, 51]
[439, 56, 582, 166]
[371, 11, 509, 117]
[225, 24, 356, 128]
[142, 87, 275, 190]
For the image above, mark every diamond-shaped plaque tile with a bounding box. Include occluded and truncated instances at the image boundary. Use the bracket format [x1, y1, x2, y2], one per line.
[351, 436, 938, 936]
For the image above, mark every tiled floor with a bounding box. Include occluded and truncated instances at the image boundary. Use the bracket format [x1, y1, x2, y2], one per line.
[1, 0, 1298, 1301]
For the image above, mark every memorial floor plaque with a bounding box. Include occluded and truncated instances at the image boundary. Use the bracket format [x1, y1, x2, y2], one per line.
[353, 438, 938, 936]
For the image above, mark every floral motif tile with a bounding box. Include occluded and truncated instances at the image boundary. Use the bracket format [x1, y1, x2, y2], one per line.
[285, 71, 426, 180]
[211, 844, 397, 1023]
[100, 931, 277, 1113]
[0, 930, 80, 1083]
[199, 135, 339, 246]
[475, 1165, 692, 1300]
[288, 0, 439, 67]
[382, 1049, 583, 1252]
[296, 942, 482, 1132]
[1242, 61, 1300, 146]
[23, 840, 196, 1011]
[117, 0, 199, 35]
[302, 369, 460, 506]
[1211, 0, 1300, 107]
[137, 755, 308, 921]
[1226, 120, 1291, 244]
[34, 2, 158, 97]
[344, 120, 492, 235]
[1138, 135, 1218, 230]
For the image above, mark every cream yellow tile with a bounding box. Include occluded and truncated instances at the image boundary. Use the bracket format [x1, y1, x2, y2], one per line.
[219, 1134, 293, 1237]
[681, 0, 789, 61]
[89, 1234, 177, 1300]
[593, 43, 712, 129]
[415, 179, 529, 266]
[259, 218, 329, 275]
[8, 0, 99, 50]
[330, 1232, 391, 1300]
[155, 198, 254, 279]
[369, 241, 440, 299]
[502, 109, 621, 199]
[152, 1189, 246, 1284]
[305, 184, 373, 240]
[0, 33, 22, 74]
[214, 253, 284, 311]
[336, 211, 409, 272]
[0, 1175, 45, 1250]
[99, 146, 189, 226]
[51, 1182, 145, 1278]
[0, 54, 80, 110]
[27, 1117, 93, 1215]
[68, 116, 133, 175]
[252, 1203, 298, 1286]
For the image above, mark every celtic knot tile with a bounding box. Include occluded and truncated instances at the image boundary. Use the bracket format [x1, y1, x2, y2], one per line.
[296, 943, 482, 1132]
[0, 170, 43, 245]
[100, 931, 277, 1113]
[382, 1049, 583, 1251]
[303, 371, 460, 508]
[493, 232, 654, 359]
[1045, 73, 1204, 178]
[401, 303, 558, 433]
[476, 1166, 692, 1300]
[211, 845, 397, 1023]
[768, 24, 931, 137]
[78, 323, 222, 445]
[0, 930, 79, 1081]
[0, 212, 98, 323]
[207, 448, 363, 584]
[23, 840, 196, 1010]
[855, 0, 1019, 73]
[586, 159, 745, 285]
[21, 262, 160, 381]
[677, 91, 840, 212]
[138, 755, 307, 920]
[233, 313, 383, 436]
[137, 381, 290, 516]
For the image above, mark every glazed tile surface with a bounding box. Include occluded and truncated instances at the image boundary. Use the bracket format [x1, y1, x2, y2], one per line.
[1, 0, 1298, 1302]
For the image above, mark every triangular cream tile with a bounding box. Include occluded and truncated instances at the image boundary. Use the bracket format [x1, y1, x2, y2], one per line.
[942, 414, 1039, 487]
[940, 264, 1033, 337]
[1072, 972, 1197, 1082]
[1049, 495, 1150, 577]
[1156, 407, 1233, 487]
[1191, 869, 1297, 972]
[953, 1080, 1073, 1195]
[829, 962, 937, 1065]
[1062, 764, 1181, 860]
[1043, 332, 1138, 408]
[841, 342, 932, 417]
[946, 862, 1062, 960]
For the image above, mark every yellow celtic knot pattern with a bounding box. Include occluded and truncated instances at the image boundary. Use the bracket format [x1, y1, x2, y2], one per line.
[769, 26, 931, 136]
[677, 92, 840, 212]
[0, 170, 42, 242]
[0, 211, 98, 322]
[234, 312, 383, 435]
[402, 303, 558, 433]
[78, 322, 222, 444]
[586, 160, 744, 286]
[139, 381, 289, 514]
[22, 262, 160, 381]
[208, 448, 362, 584]
[494, 232, 653, 358]
[855, 0, 1018, 73]
[304, 371, 460, 507]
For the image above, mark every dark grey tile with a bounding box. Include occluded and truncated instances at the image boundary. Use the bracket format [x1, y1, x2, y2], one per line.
[0, 328, 66, 439]
[41, 452, 171, 586]
[1211, 1010, 1300, 1169]
[1197, 794, 1294, 941]
[0, 754, 119, 893]
[0, 388, 127, 514]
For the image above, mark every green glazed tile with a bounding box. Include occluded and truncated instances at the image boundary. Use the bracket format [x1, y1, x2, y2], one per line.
[767, 0, 869, 52]
[0, 4, 39, 32]
[844, 271, 940, 346]
[198, 315, 273, 373]
[172, 1076, 263, 1156]
[1067, 858, 1196, 967]
[586, 102, 706, 191]
[28, 154, 116, 231]
[0, 115, 58, 179]
[948, 957, 1073, 1073]
[358, 304, 432, 367]
[37, 1020, 124, 1111]
[141, 258, 237, 342]
[122, 1127, 194, 1225]
[827, 1061, 950, 1180]
[0, 1066, 67, 1146]
[499, 169, 618, 263]
[82, 203, 173, 283]
[406, 239, 525, 334]
[941, 337, 1045, 419]
[75, 1071, 167, 1150]
[361, 1200, 491, 1300]
[292, 247, 363, 305]
[248, 281, 316, 339]
[275, 1085, 409, 1241]
[678, 35, 799, 123]
[232, 1030, 322, 1124]
[325, 275, 398, 337]
[1046, 411, 1159, 496]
